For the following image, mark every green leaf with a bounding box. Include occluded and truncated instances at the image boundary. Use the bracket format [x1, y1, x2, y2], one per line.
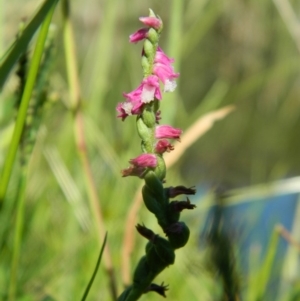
[0, 0, 57, 207]
[0, 0, 59, 90]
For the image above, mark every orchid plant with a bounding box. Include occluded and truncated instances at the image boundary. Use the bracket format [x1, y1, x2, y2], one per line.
[117, 9, 196, 301]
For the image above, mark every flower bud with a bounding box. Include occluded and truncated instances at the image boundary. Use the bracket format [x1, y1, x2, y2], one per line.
[141, 103, 157, 127]
[141, 55, 151, 75]
[154, 155, 166, 181]
[136, 115, 152, 142]
[121, 165, 146, 178]
[143, 39, 155, 59]
[139, 16, 162, 30]
[129, 28, 149, 43]
[142, 186, 165, 219]
[165, 222, 190, 249]
[147, 28, 159, 44]
[155, 125, 182, 141]
[155, 139, 174, 154]
[144, 171, 165, 202]
[129, 154, 157, 168]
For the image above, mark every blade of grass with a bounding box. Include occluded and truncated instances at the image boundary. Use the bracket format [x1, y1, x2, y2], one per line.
[189, 80, 229, 120]
[44, 147, 91, 231]
[278, 197, 300, 299]
[0, 1, 57, 208]
[160, 0, 184, 124]
[85, 0, 119, 109]
[61, 1, 117, 299]
[80, 233, 108, 301]
[273, 0, 300, 53]
[0, 0, 58, 89]
[8, 167, 27, 301]
[0, 0, 4, 56]
[181, 0, 222, 59]
[255, 226, 280, 300]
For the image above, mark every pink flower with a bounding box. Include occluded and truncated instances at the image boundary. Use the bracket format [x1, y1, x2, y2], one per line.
[123, 76, 161, 104]
[122, 154, 157, 178]
[117, 76, 162, 120]
[129, 17, 162, 44]
[121, 166, 147, 178]
[129, 28, 149, 43]
[116, 102, 129, 121]
[129, 153, 157, 168]
[155, 139, 174, 154]
[140, 75, 162, 102]
[153, 63, 179, 92]
[155, 125, 182, 141]
[153, 48, 179, 92]
[116, 100, 143, 121]
[139, 16, 162, 29]
[155, 47, 175, 64]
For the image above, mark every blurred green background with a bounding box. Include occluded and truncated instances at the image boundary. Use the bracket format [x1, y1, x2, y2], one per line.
[1, 0, 300, 300]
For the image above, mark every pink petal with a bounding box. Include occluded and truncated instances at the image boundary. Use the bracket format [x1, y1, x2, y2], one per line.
[153, 63, 180, 85]
[155, 47, 175, 64]
[116, 102, 129, 121]
[155, 139, 174, 154]
[121, 166, 147, 178]
[155, 125, 182, 140]
[129, 153, 157, 168]
[129, 28, 149, 43]
[139, 16, 162, 29]
[141, 75, 162, 101]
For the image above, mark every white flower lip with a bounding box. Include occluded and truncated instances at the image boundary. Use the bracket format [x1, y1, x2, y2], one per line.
[122, 102, 133, 115]
[164, 80, 177, 92]
[141, 84, 155, 103]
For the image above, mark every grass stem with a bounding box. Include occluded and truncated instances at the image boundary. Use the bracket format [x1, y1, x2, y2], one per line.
[61, 1, 117, 299]
[8, 167, 27, 301]
[0, 2, 56, 208]
[81, 233, 108, 301]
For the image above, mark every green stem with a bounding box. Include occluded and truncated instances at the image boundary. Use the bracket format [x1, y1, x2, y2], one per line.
[88, 0, 119, 108]
[0, 0, 58, 88]
[61, 1, 117, 299]
[0, 2, 56, 208]
[256, 227, 280, 300]
[0, 0, 4, 57]
[167, 0, 183, 67]
[61, 0, 80, 110]
[81, 233, 108, 301]
[8, 166, 27, 301]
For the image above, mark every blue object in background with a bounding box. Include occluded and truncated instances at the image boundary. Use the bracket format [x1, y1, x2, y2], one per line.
[200, 177, 300, 300]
